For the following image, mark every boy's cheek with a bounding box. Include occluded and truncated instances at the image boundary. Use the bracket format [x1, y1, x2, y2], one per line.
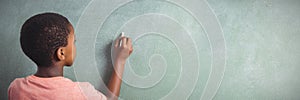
[73, 46, 76, 60]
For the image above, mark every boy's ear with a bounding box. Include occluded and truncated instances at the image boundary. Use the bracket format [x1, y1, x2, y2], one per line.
[56, 47, 66, 61]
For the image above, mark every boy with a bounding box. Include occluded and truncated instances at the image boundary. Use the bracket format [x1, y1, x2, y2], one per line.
[8, 12, 133, 100]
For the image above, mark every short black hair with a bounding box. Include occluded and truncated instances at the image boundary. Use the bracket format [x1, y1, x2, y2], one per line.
[20, 12, 71, 67]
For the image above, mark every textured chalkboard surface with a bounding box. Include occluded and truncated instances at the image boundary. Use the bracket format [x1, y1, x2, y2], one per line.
[0, 0, 299, 100]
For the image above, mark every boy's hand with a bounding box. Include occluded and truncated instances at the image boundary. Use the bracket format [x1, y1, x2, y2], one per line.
[112, 37, 133, 65]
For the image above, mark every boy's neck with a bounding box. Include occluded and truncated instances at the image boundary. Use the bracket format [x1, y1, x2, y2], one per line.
[35, 64, 64, 77]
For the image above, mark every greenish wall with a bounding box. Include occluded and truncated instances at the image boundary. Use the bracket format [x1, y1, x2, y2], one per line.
[0, 0, 299, 100]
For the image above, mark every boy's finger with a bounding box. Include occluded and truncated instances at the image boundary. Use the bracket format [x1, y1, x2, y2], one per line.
[127, 38, 132, 46]
[122, 37, 127, 46]
[114, 37, 121, 47]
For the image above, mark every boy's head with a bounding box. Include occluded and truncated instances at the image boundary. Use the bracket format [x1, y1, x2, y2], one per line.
[20, 12, 76, 67]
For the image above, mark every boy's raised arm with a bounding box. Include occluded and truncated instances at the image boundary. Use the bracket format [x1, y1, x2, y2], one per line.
[107, 36, 133, 100]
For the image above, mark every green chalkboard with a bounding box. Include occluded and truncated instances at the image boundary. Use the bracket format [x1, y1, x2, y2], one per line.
[0, 0, 300, 100]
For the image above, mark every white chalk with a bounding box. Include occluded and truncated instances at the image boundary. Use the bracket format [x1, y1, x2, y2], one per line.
[121, 32, 125, 37]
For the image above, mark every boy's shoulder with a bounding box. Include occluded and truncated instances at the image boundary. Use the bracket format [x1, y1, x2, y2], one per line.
[8, 76, 27, 99]
[8, 77, 26, 89]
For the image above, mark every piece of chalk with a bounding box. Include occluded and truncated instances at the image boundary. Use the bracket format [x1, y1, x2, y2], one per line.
[121, 32, 125, 37]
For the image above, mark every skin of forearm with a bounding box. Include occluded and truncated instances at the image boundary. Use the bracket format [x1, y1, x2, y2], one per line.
[107, 61, 125, 100]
